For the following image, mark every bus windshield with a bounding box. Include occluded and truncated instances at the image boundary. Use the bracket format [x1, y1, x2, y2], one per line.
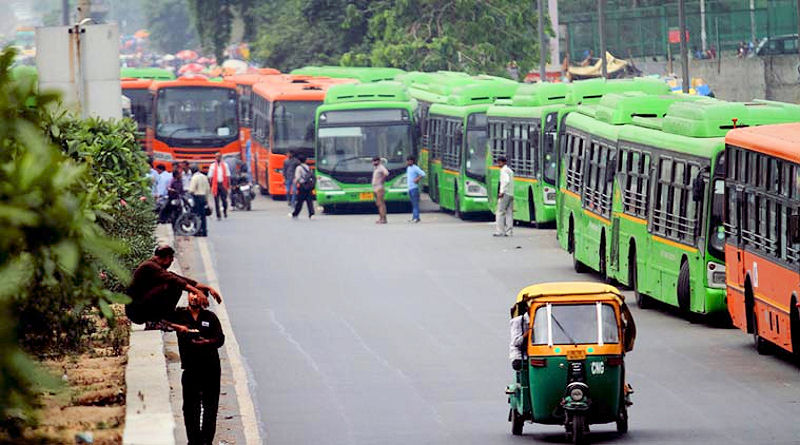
[123, 88, 151, 132]
[317, 124, 411, 173]
[542, 112, 559, 185]
[156, 87, 238, 141]
[273, 101, 319, 154]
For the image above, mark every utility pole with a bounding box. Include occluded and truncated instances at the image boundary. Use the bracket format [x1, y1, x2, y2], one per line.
[598, 0, 607, 79]
[678, 0, 689, 93]
[548, 0, 560, 72]
[700, 0, 707, 52]
[797, 0, 800, 58]
[749, 0, 756, 46]
[62, 0, 70, 25]
[538, 0, 547, 82]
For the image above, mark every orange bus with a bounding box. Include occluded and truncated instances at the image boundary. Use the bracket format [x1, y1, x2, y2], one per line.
[225, 73, 281, 173]
[121, 77, 153, 149]
[722, 122, 800, 357]
[147, 77, 240, 170]
[250, 81, 333, 197]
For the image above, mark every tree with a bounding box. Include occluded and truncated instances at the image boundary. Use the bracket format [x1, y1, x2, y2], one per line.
[187, 0, 233, 62]
[145, 0, 199, 54]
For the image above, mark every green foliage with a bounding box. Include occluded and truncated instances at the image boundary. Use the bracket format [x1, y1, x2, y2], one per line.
[187, 0, 234, 62]
[249, 0, 544, 76]
[0, 46, 154, 433]
[145, 0, 200, 54]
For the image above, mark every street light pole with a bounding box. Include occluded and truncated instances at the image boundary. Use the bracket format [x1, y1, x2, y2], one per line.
[538, 0, 547, 82]
[598, 0, 607, 78]
[678, 0, 689, 93]
[62, 0, 70, 25]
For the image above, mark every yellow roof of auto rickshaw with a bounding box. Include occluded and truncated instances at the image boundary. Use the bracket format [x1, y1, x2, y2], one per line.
[515, 282, 624, 304]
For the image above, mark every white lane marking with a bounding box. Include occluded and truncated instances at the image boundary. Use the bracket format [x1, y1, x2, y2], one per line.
[198, 238, 263, 444]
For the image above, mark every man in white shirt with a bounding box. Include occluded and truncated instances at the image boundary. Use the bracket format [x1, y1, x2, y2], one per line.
[494, 156, 514, 237]
[207, 153, 231, 220]
[371, 157, 389, 224]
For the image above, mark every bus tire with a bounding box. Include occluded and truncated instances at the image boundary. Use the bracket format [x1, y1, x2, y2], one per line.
[790, 296, 800, 363]
[454, 188, 463, 220]
[630, 248, 649, 309]
[528, 187, 537, 227]
[599, 233, 609, 283]
[748, 283, 770, 355]
[573, 249, 588, 274]
[677, 260, 692, 316]
[568, 216, 576, 254]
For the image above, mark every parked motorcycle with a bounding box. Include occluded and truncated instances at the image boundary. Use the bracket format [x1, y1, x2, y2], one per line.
[160, 193, 202, 236]
[230, 173, 254, 211]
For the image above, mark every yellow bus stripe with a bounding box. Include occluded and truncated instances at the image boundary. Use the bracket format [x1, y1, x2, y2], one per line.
[443, 169, 459, 176]
[652, 235, 699, 253]
[583, 209, 610, 225]
[728, 283, 790, 313]
[561, 189, 580, 201]
[613, 212, 647, 225]
[488, 166, 500, 171]
[516, 177, 539, 184]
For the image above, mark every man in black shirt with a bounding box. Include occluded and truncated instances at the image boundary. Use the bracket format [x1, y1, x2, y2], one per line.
[125, 245, 222, 326]
[170, 292, 225, 445]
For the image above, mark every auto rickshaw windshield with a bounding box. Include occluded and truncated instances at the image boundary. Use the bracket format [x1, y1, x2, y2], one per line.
[531, 303, 619, 345]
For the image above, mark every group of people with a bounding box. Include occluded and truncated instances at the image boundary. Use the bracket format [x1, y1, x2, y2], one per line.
[125, 245, 226, 445]
[148, 154, 237, 237]
[369, 155, 426, 224]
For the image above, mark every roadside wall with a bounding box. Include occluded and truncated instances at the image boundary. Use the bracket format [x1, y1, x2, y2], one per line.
[668, 55, 800, 102]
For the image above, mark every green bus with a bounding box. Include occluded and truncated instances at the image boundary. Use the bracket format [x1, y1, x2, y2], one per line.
[401, 72, 475, 193]
[607, 99, 800, 315]
[559, 96, 800, 316]
[485, 82, 571, 225]
[291, 66, 405, 83]
[485, 77, 672, 226]
[314, 81, 418, 211]
[120, 67, 175, 81]
[426, 79, 519, 217]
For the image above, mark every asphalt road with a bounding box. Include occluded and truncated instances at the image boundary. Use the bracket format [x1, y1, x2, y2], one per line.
[205, 196, 800, 445]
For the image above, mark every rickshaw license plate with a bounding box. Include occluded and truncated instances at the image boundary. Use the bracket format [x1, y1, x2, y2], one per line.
[359, 192, 374, 200]
[566, 350, 586, 360]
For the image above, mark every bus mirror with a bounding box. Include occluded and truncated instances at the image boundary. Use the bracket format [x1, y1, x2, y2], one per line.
[455, 131, 463, 145]
[692, 176, 705, 202]
[789, 214, 800, 244]
[413, 123, 422, 140]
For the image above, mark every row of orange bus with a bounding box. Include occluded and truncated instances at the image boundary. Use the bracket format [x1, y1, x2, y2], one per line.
[121, 71, 351, 198]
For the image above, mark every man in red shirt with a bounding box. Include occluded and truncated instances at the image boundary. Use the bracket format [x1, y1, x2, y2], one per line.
[207, 153, 231, 220]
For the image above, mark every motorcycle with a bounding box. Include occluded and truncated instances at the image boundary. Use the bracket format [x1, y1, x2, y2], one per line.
[230, 173, 254, 211]
[161, 193, 202, 236]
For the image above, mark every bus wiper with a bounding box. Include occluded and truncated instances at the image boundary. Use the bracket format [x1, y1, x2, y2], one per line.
[165, 127, 200, 138]
[550, 313, 577, 345]
[331, 156, 372, 175]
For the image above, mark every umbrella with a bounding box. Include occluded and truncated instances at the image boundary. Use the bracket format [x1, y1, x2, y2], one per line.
[134, 29, 150, 39]
[176, 50, 198, 61]
[178, 63, 205, 74]
[197, 57, 212, 65]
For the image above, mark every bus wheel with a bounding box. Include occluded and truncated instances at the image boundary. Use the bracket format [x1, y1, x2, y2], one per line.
[599, 235, 608, 282]
[790, 298, 800, 363]
[573, 249, 588, 274]
[528, 187, 537, 227]
[454, 189, 463, 220]
[677, 261, 692, 316]
[630, 250, 648, 309]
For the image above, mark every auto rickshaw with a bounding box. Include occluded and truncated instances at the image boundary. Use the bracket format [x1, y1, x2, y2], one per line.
[505, 282, 636, 444]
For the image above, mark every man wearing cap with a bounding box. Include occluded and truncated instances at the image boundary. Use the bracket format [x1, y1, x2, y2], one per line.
[125, 245, 222, 328]
[494, 156, 514, 237]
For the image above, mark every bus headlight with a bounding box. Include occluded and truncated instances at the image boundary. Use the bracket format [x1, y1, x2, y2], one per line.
[543, 187, 556, 204]
[464, 180, 487, 197]
[316, 176, 340, 191]
[707, 262, 726, 289]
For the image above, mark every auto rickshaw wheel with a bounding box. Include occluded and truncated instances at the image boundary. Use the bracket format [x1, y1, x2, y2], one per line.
[616, 403, 629, 434]
[571, 414, 587, 445]
[510, 408, 524, 436]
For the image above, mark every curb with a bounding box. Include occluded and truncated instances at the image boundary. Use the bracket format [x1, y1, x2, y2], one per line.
[122, 224, 177, 445]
